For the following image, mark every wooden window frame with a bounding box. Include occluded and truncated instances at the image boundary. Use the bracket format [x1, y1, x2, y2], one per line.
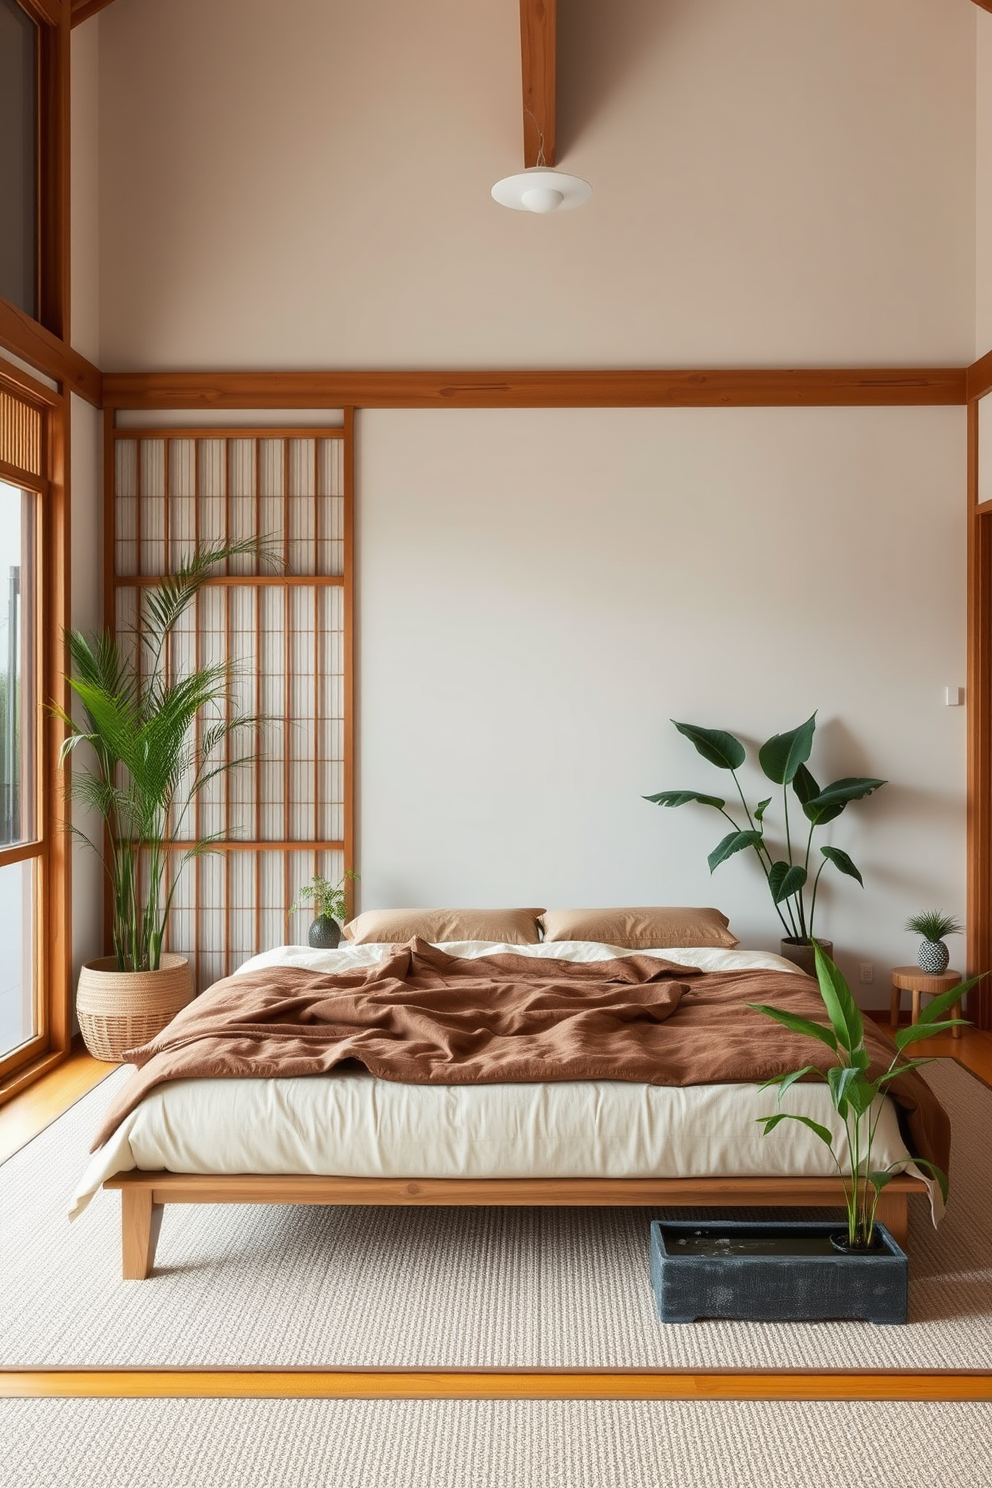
[0, 0, 70, 340]
[0, 361, 71, 1100]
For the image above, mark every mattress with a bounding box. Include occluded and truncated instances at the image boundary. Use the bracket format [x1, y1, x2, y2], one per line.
[70, 941, 917, 1219]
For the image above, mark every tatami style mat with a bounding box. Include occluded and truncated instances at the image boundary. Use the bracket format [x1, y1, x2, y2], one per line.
[5, 1397, 992, 1488]
[2, 1060, 990, 1371]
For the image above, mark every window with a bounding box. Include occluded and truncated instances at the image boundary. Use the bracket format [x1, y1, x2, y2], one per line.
[0, 478, 37, 1060]
[0, 370, 67, 1088]
[0, 0, 39, 318]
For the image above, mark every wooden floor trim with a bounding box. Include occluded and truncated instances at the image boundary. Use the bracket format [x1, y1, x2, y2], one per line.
[2, 1368, 991, 1401]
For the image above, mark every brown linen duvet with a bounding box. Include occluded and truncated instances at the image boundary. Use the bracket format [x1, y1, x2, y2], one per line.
[92, 939, 949, 1176]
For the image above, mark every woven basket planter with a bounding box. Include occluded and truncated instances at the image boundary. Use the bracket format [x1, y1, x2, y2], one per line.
[76, 954, 193, 1063]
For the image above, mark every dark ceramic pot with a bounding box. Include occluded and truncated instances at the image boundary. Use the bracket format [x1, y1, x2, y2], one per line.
[308, 916, 342, 950]
[650, 1219, 907, 1325]
[780, 937, 833, 977]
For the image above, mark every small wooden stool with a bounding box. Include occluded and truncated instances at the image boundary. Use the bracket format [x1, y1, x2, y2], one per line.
[889, 966, 962, 1039]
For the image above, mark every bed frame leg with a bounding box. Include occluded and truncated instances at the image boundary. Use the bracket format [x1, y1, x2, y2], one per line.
[875, 1190, 908, 1251]
[121, 1187, 164, 1280]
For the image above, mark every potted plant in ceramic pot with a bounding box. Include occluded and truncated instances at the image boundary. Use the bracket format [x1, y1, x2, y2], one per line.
[644, 715, 886, 973]
[291, 870, 359, 949]
[649, 943, 981, 1324]
[58, 539, 270, 1061]
[905, 910, 963, 975]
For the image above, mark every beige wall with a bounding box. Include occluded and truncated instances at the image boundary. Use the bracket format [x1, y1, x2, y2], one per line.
[71, 19, 100, 365]
[80, 0, 978, 996]
[97, 0, 976, 370]
[978, 8, 992, 357]
[358, 407, 966, 1000]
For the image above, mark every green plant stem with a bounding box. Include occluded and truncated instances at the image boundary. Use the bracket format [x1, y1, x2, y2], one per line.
[808, 857, 829, 940]
[782, 783, 808, 939]
[728, 772, 799, 938]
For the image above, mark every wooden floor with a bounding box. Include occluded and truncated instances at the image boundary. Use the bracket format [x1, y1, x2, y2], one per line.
[3, 1025, 992, 1403]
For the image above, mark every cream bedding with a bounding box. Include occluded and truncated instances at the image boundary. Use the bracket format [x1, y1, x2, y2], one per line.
[70, 941, 916, 1219]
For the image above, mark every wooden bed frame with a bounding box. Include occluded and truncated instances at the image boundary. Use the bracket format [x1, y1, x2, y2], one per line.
[104, 1171, 925, 1280]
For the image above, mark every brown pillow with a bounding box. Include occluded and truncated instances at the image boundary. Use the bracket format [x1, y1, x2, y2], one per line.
[538, 907, 738, 949]
[343, 908, 545, 946]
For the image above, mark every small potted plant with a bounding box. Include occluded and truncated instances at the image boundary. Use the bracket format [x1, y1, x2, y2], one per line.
[291, 871, 359, 949]
[649, 943, 981, 1324]
[644, 715, 886, 973]
[905, 910, 963, 975]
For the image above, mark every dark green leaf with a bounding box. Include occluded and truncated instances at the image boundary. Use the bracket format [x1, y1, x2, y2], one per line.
[819, 845, 864, 887]
[707, 829, 762, 872]
[804, 776, 887, 811]
[672, 721, 746, 771]
[768, 860, 808, 905]
[813, 941, 864, 1054]
[801, 797, 845, 826]
[791, 764, 820, 808]
[754, 797, 772, 823]
[758, 715, 816, 785]
[867, 1169, 895, 1193]
[747, 1002, 838, 1051]
[643, 790, 726, 810]
[757, 1112, 835, 1149]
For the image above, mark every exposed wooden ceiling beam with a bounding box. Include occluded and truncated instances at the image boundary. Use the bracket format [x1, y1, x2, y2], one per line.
[0, 298, 102, 406]
[71, 0, 119, 26]
[101, 367, 967, 412]
[520, 0, 556, 168]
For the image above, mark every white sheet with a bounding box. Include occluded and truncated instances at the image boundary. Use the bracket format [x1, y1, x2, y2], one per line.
[70, 942, 919, 1218]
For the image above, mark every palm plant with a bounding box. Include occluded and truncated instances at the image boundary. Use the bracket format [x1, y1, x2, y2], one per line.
[56, 539, 269, 973]
[904, 910, 963, 943]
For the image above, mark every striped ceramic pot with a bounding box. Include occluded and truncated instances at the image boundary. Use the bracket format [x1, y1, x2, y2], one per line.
[917, 939, 950, 974]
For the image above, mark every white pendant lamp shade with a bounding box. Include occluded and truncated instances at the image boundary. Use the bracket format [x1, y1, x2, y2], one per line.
[491, 167, 592, 213]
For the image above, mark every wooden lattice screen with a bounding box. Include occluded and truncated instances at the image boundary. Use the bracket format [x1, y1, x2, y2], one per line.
[109, 420, 353, 990]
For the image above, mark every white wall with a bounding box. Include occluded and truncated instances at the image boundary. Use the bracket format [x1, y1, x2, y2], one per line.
[96, 0, 976, 370]
[358, 406, 966, 1001]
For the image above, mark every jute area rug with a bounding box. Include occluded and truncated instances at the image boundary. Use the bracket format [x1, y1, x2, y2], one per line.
[2, 1059, 990, 1370]
[4, 1398, 992, 1488]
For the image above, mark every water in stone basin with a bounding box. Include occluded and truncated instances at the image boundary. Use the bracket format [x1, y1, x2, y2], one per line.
[670, 1232, 842, 1257]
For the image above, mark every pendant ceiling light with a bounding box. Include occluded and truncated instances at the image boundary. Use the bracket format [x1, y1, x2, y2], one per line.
[491, 166, 592, 214]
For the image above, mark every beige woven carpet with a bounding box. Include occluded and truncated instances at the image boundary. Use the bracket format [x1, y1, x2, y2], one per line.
[4, 1399, 992, 1488]
[2, 1060, 990, 1369]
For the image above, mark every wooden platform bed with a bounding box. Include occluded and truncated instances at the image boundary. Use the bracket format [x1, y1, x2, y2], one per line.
[104, 1170, 925, 1280]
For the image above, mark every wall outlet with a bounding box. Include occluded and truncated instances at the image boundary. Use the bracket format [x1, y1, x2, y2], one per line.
[859, 962, 874, 984]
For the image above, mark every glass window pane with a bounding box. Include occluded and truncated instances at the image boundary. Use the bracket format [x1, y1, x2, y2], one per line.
[0, 858, 37, 1059]
[0, 480, 35, 846]
[0, 0, 38, 317]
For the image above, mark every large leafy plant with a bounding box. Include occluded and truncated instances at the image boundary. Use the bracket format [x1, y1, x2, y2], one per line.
[645, 715, 885, 944]
[750, 942, 979, 1249]
[57, 540, 267, 973]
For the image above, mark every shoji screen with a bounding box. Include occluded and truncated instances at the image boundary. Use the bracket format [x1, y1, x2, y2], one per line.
[110, 422, 353, 990]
